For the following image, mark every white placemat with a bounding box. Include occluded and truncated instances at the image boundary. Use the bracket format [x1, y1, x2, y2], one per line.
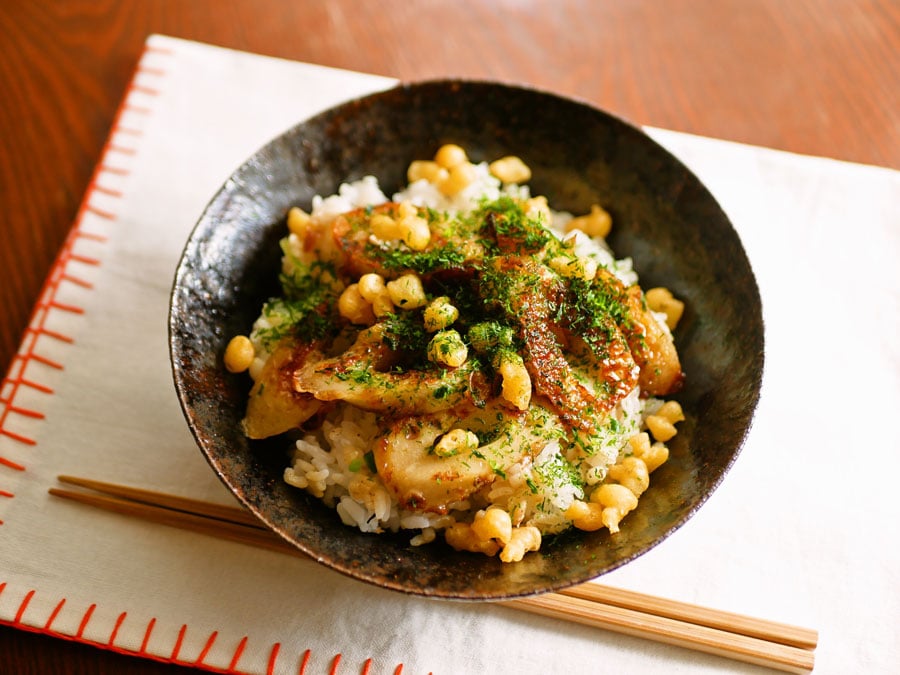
[1, 34, 898, 674]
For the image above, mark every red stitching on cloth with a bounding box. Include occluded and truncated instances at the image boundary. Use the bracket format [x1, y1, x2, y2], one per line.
[2, 610, 314, 675]
[108, 144, 137, 156]
[28, 354, 64, 370]
[100, 164, 130, 176]
[86, 204, 118, 220]
[68, 252, 102, 265]
[171, 624, 187, 659]
[15, 377, 54, 394]
[108, 611, 127, 645]
[329, 653, 342, 675]
[61, 273, 94, 289]
[196, 630, 219, 663]
[0, 490, 14, 497]
[91, 183, 124, 197]
[14, 590, 34, 622]
[393, 665, 403, 675]
[137, 66, 167, 76]
[74, 231, 109, 243]
[266, 642, 280, 675]
[46, 300, 85, 315]
[140, 617, 156, 653]
[0, 58, 142, 458]
[130, 83, 161, 96]
[6, 405, 45, 419]
[361, 658, 372, 674]
[2, 587, 294, 675]
[27, 326, 74, 343]
[76, 604, 96, 637]
[226, 635, 248, 671]
[44, 599, 66, 630]
[299, 649, 311, 675]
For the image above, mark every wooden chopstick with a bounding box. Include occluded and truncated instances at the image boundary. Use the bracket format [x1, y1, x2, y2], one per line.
[558, 583, 818, 650]
[49, 486, 297, 556]
[49, 476, 817, 673]
[56, 475, 264, 528]
[503, 595, 814, 674]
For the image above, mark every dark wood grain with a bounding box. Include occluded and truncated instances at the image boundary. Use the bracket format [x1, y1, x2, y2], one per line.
[0, 0, 897, 672]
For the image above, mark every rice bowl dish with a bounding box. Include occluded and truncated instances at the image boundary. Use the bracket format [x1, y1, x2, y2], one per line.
[170, 80, 762, 597]
[226, 145, 687, 563]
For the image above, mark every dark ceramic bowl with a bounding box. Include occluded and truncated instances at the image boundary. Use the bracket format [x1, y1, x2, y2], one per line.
[169, 80, 763, 600]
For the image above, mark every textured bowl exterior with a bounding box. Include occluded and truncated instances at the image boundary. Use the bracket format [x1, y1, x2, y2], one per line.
[169, 80, 764, 599]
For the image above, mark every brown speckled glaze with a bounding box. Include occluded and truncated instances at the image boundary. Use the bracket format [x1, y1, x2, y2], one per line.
[169, 81, 763, 600]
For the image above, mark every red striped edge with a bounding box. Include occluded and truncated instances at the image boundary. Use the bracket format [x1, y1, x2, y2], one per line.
[26, 326, 74, 343]
[226, 635, 248, 671]
[1, 601, 398, 675]
[108, 611, 127, 645]
[171, 624, 188, 659]
[145, 44, 174, 55]
[139, 617, 156, 653]
[60, 273, 94, 289]
[89, 182, 124, 197]
[10, 377, 53, 394]
[46, 299, 85, 315]
[0, 36, 162, 494]
[75, 603, 96, 637]
[86, 204, 118, 219]
[44, 599, 66, 630]
[4, 405, 44, 419]
[299, 648, 311, 674]
[123, 103, 152, 115]
[74, 231, 109, 243]
[130, 83, 161, 96]
[28, 353, 64, 370]
[136, 66, 166, 77]
[266, 643, 281, 675]
[113, 125, 144, 137]
[14, 589, 34, 622]
[196, 630, 219, 664]
[0, 490, 14, 497]
[99, 164, 130, 176]
[107, 144, 137, 157]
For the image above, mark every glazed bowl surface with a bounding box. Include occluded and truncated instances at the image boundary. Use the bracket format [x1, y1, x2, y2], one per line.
[169, 80, 763, 599]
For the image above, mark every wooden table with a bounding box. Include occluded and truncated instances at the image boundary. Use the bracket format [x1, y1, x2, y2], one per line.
[1, 1, 897, 672]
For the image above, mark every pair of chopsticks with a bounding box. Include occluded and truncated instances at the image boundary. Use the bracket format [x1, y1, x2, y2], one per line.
[49, 475, 817, 673]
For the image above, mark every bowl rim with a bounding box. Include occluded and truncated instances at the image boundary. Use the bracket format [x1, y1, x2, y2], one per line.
[169, 78, 764, 599]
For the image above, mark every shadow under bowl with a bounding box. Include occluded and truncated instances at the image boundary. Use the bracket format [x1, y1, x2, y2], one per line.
[169, 80, 764, 600]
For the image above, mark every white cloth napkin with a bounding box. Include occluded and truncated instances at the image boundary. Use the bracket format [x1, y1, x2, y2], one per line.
[1, 34, 898, 674]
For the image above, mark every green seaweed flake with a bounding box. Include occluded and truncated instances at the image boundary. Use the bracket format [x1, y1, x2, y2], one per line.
[368, 242, 467, 274]
[380, 311, 430, 355]
[534, 452, 584, 491]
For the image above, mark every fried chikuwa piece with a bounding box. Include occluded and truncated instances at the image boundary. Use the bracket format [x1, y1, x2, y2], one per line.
[293, 325, 490, 415]
[373, 401, 563, 513]
[242, 339, 324, 439]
